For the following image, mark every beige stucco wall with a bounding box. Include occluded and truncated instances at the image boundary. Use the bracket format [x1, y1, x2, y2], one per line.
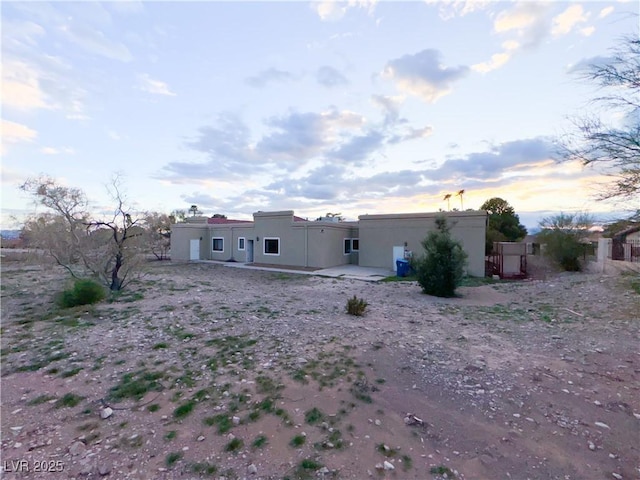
[251, 211, 355, 268]
[206, 224, 254, 262]
[170, 224, 208, 260]
[302, 223, 358, 268]
[357, 211, 487, 277]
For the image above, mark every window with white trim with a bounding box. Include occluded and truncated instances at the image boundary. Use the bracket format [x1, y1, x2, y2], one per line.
[264, 237, 280, 256]
[212, 237, 224, 252]
[344, 238, 359, 254]
[238, 237, 245, 251]
[344, 238, 352, 255]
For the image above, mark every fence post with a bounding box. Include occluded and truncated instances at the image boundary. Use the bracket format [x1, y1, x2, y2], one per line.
[597, 238, 609, 273]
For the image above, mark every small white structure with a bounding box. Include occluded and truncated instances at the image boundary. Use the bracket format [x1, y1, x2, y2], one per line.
[490, 242, 527, 279]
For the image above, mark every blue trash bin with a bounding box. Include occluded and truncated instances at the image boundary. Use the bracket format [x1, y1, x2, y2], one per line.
[396, 259, 409, 277]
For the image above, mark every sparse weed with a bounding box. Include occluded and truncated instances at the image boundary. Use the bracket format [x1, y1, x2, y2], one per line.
[252, 434, 268, 448]
[225, 437, 243, 452]
[165, 452, 183, 467]
[54, 393, 84, 409]
[290, 434, 306, 447]
[173, 400, 195, 419]
[346, 295, 368, 316]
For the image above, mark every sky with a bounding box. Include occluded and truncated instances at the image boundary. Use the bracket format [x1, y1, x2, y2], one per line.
[1, 0, 638, 230]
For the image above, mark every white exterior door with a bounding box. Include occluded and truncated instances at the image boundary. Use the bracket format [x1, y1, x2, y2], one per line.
[392, 246, 404, 271]
[246, 240, 254, 262]
[189, 239, 200, 260]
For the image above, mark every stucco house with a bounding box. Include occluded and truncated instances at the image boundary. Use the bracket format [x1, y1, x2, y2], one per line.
[171, 210, 488, 277]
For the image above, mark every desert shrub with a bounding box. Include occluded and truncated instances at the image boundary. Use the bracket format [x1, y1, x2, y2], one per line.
[57, 279, 106, 308]
[346, 295, 368, 316]
[537, 213, 593, 272]
[414, 216, 467, 297]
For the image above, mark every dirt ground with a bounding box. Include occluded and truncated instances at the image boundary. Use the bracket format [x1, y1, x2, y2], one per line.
[1, 252, 639, 480]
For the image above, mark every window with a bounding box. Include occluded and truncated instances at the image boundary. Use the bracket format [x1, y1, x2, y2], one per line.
[238, 237, 245, 251]
[344, 238, 359, 254]
[344, 238, 351, 255]
[264, 237, 280, 255]
[212, 237, 224, 252]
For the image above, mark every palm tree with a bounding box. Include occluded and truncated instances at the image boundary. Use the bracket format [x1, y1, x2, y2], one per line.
[456, 189, 465, 210]
[443, 193, 452, 211]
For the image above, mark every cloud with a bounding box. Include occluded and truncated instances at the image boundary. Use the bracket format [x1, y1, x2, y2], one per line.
[476, 3, 588, 74]
[388, 125, 433, 144]
[316, 66, 349, 87]
[257, 111, 329, 161]
[1, 61, 50, 111]
[60, 23, 133, 62]
[566, 55, 613, 74]
[137, 74, 176, 96]
[1, 52, 88, 118]
[493, 2, 552, 49]
[430, 137, 553, 182]
[313, 0, 377, 22]
[256, 108, 366, 162]
[170, 133, 590, 218]
[580, 26, 595, 36]
[1, 19, 46, 49]
[371, 94, 404, 125]
[383, 49, 469, 103]
[424, 0, 492, 20]
[162, 114, 264, 182]
[328, 130, 385, 164]
[40, 146, 75, 155]
[599, 6, 614, 18]
[163, 102, 440, 186]
[1, 119, 37, 155]
[471, 39, 521, 73]
[245, 68, 295, 88]
[551, 5, 589, 37]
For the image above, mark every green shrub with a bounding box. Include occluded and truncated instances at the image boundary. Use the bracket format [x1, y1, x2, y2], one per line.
[57, 279, 105, 308]
[537, 213, 593, 272]
[414, 216, 467, 297]
[346, 295, 368, 316]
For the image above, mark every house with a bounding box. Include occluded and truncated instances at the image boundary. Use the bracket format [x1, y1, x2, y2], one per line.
[171, 210, 488, 277]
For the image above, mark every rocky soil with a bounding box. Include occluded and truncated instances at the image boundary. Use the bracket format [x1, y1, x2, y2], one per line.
[1, 253, 639, 480]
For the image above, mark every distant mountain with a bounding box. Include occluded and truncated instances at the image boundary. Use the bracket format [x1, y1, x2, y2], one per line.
[0, 230, 21, 239]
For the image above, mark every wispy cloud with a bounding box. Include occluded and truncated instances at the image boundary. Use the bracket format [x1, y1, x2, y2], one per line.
[313, 0, 377, 22]
[137, 74, 176, 96]
[566, 55, 613, 74]
[316, 66, 349, 88]
[1, 19, 45, 49]
[551, 5, 590, 37]
[41, 146, 75, 155]
[371, 94, 404, 125]
[1, 60, 50, 111]
[60, 23, 133, 62]
[471, 40, 520, 74]
[474, 2, 591, 74]
[245, 68, 295, 88]
[424, 0, 492, 20]
[599, 6, 614, 19]
[1, 119, 37, 155]
[383, 49, 469, 103]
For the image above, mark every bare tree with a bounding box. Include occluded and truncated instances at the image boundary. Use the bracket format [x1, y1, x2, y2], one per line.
[144, 212, 172, 260]
[557, 35, 640, 202]
[21, 176, 146, 291]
